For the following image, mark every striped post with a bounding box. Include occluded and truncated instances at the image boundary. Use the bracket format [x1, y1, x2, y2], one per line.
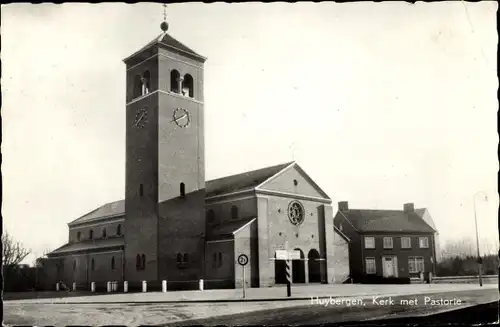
[285, 259, 291, 297]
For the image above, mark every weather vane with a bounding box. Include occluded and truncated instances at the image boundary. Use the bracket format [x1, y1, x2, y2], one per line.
[160, 3, 169, 32]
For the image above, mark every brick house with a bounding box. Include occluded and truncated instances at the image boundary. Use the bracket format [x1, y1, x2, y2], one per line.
[333, 201, 439, 280]
[41, 24, 350, 290]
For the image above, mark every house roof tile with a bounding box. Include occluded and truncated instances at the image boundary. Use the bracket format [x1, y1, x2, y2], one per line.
[341, 209, 436, 233]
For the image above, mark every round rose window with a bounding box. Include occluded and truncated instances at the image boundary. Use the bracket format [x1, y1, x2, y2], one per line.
[288, 201, 305, 226]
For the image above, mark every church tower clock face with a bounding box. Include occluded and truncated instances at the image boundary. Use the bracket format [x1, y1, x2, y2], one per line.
[134, 108, 148, 128]
[172, 108, 190, 128]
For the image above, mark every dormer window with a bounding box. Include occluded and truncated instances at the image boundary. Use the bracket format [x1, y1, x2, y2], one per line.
[182, 74, 194, 98]
[170, 70, 180, 93]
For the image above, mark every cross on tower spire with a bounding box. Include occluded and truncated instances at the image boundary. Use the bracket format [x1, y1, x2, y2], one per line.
[160, 3, 169, 32]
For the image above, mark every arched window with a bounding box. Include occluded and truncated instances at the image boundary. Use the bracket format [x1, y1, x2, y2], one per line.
[117, 224, 122, 236]
[180, 182, 185, 197]
[206, 209, 215, 224]
[73, 260, 76, 271]
[77, 231, 81, 241]
[170, 70, 180, 93]
[182, 74, 194, 98]
[89, 229, 94, 240]
[141, 254, 146, 269]
[91, 258, 95, 271]
[231, 205, 238, 220]
[136, 254, 141, 270]
[111, 256, 116, 270]
[141, 70, 150, 96]
[133, 74, 142, 99]
[102, 228, 107, 239]
[183, 253, 189, 263]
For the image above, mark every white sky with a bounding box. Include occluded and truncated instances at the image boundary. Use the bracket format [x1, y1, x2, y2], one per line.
[2, 2, 498, 264]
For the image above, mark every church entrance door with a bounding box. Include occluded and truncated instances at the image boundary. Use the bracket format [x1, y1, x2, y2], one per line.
[308, 249, 321, 283]
[292, 248, 305, 283]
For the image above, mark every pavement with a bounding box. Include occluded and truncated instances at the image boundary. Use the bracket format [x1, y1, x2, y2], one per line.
[5, 282, 497, 304]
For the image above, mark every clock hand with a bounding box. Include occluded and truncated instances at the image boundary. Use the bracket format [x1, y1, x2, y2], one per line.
[135, 112, 145, 126]
[170, 113, 188, 123]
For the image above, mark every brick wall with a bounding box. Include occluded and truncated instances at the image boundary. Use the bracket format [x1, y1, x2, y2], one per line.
[205, 240, 234, 288]
[69, 219, 124, 243]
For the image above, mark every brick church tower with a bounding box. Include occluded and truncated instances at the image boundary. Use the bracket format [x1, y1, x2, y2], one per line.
[123, 20, 207, 285]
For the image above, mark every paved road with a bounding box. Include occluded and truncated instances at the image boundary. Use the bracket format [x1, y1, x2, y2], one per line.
[166, 288, 499, 326]
[4, 286, 497, 326]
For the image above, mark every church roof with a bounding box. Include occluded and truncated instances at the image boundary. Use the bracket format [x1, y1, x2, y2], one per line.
[207, 217, 256, 241]
[124, 32, 205, 63]
[205, 162, 294, 198]
[48, 237, 125, 256]
[67, 161, 293, 226]
[338, 209, 437, 233]
[68, 200, 124, 227]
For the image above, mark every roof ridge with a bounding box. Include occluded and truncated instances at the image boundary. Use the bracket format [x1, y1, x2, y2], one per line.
[206, 161, 293, 184]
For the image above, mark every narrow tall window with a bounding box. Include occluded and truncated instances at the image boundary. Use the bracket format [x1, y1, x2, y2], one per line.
[136, 254, 141, 270]
[89, 229, 94, 240]
[77, 231, 81, 241]
[116, 224, 122, 236]
[91, 258, 95, 271]
[183, 253, 189, 263]
[231, 205, 238, 219]
[170, 70, 180, 93]
[206, 209, 215, 224]
[218, 252, 223, 268]
[141, 254, 146, 269]
[102, 228, 107, 239]
[141, 70, 150, 95]
[212, 253, 217, 268]
[180, 182, 185, 197]
[111, 256, 116, 270]
[73, 260, 77, 271]
[139, 184, 144, 197]
[182, 74, 194, 98]
[133, 75, 142, 99]
[176, 253, 182, 264]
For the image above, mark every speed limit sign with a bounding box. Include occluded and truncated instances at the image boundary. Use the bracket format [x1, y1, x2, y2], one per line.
[237, 254, 249, 266]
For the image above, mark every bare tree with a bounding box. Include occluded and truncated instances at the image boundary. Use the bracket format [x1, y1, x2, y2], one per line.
[34, 248, 52, 267]
[2, 231, 32, 266]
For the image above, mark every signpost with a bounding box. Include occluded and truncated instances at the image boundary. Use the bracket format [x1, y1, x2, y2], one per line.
[237, 254, 249, 298]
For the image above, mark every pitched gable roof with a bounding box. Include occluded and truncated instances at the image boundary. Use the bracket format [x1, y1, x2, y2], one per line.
[205, 162, 293, 198]
[68, 200, 124, 227]
[48, 237, 125, 256]
[206, 217, 256, 241]
[340, 209, 436, 233]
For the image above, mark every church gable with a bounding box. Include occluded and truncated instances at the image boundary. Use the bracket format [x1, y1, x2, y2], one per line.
[256, 163, 330, 200]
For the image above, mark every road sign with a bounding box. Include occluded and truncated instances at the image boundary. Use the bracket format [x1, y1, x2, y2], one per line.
[289, 250, 301, 260]
[276, 250, 288, 260]
[237, 254, 249, 266]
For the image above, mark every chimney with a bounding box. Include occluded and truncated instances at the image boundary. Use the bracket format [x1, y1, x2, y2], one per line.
[338, 201, 349, 212]
[404, 203, 415, 213]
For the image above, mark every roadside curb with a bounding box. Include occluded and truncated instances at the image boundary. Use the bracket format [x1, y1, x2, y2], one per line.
[4, 288, 474, 305]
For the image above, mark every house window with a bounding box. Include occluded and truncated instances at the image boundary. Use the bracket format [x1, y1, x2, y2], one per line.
[111, 256, 116, 270]
[77, 231, 81, 241]
[170, 70, 180, 93]
[117, 224, 122, 236]
[91, 258, 95, 271]
[180, 182, 185, 197]
[139, 184, 144, 197]
[89, 229, 94, 240]
[408, 256, 425, 273]
[365, 257, 376, 274]
[231, 205, 238, 219]
[364, 236, 375, 249]
[182, 74, 194, 98]
[102, 228, 107, 239]
[206, 209, 215, 224]
[419, 237, 429, 248]
[383, 237, 393, 249]
[401, 237, 411, 249]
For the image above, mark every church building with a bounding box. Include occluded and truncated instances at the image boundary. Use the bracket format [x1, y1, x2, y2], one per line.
[42, 21, 350, 291]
